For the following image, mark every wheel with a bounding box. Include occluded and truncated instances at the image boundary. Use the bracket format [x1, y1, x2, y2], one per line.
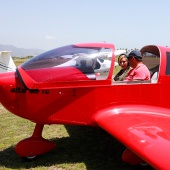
[22, 155, 37, 161]
[26, 156, 36, 159]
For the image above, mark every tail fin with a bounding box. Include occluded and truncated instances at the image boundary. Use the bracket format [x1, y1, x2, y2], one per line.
[0, 51, 16, 72]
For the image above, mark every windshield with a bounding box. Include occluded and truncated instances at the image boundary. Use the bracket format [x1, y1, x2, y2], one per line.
[21, 45, 101, 70]
[19, 44, 113, 84]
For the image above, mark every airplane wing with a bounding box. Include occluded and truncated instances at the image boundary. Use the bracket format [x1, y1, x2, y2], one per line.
[94, 105, 170, 169]
[0, 51, 16, 72]
[114, 50, 126, 56]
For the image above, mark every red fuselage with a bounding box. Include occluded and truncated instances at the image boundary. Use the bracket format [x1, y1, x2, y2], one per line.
[0, 43, 169, 126]
[0, 67, 169, 126]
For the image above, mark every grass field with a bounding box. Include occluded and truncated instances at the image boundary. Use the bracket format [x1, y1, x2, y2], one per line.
[0, 59, 154, 170]
[13, 58, 28, 67]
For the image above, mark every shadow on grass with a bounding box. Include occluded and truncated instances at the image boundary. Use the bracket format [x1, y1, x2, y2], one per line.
[0, 126, 154, 170]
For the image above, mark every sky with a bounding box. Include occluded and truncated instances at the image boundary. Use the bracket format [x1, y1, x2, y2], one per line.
[0, 0, 170, 51]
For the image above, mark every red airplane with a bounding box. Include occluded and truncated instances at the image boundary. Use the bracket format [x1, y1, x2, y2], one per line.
[0, 42, 169, 169]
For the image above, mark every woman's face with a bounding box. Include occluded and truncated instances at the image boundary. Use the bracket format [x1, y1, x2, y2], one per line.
[119, 57, 128, 70]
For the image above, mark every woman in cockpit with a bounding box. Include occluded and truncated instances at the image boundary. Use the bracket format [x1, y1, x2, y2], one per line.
[114, 54, 131, 81]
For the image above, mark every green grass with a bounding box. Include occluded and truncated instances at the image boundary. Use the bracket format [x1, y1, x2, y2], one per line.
[13, 58, 28, 67]
[0, 105, 154, 170]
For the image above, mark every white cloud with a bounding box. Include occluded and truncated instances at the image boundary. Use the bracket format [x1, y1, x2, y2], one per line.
[45, 36, 56, 40]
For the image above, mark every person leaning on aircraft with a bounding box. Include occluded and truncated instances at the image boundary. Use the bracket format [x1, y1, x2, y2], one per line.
[124, 50, 150, 81]
[114, 54, 131, 81]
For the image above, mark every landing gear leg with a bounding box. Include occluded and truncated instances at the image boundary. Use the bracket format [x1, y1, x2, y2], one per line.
[15, 123, 56, 158]
[122, 148, 146, 165]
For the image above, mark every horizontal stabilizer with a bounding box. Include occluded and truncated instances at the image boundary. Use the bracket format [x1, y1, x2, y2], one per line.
[114, 50, 126, 56]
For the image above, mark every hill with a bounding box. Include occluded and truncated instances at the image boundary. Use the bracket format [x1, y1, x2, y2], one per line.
[0, 44, 44, 57]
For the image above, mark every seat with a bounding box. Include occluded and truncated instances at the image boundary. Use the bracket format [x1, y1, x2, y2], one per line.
[150, 65, 159, 83]
[151, 71, 158, 83]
